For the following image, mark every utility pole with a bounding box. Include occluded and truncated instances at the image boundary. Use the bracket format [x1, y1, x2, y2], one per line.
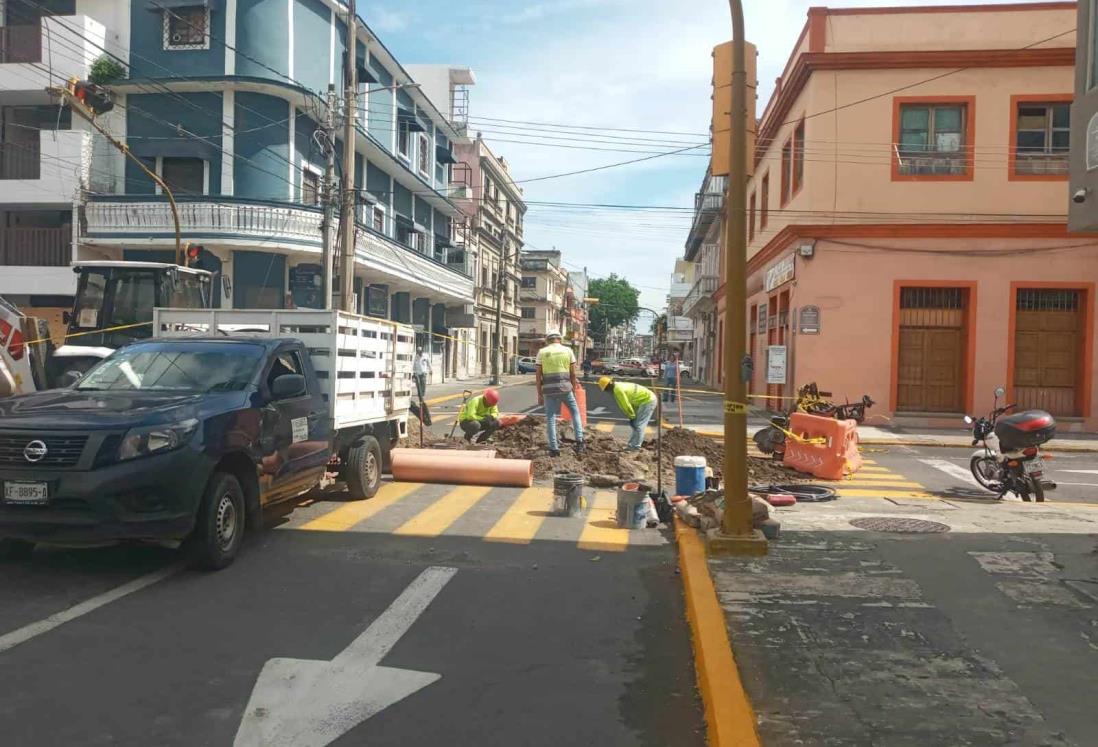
[711, 0, 767, 555]
[338, 0, 358, 313]
[490, 239, 507, 385]
[321, 83, 337, 310]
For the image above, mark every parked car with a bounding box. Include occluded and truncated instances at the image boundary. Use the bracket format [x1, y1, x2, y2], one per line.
[592, 358, 623, 375]
[620, 358, 658, 377]
[517, 356, 537, 374]
[0, 308, 412, 570]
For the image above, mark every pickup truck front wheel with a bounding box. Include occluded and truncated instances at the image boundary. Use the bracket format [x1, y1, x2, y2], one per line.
[189, 472, 245, 571]
[345, 436, 382, 500]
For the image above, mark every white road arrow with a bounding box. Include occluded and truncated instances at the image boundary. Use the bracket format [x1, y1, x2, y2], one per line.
[234, 566, 458, 747]
[589, 406, 610, 416]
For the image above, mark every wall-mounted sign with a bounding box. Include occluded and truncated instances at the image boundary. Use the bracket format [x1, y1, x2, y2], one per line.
[799, 305, 820, 334]
[290, 264, 323, 309]
[766, 345, 787, 385]
[764, 254, 795, 292]
[367, 285, 389, 318]
[756, 306, 767, 334]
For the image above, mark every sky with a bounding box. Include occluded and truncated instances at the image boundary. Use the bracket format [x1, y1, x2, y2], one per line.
[363, 0, 1033, 311]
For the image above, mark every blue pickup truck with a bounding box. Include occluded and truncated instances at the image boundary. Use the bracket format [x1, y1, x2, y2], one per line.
[0, 309, 414, 569]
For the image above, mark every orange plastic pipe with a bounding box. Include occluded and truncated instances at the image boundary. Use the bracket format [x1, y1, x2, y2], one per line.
[391, 448, 497, 460]
[392, 451, 533, 488]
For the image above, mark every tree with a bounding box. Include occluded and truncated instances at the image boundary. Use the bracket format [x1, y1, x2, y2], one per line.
[588, 274, 640, 343]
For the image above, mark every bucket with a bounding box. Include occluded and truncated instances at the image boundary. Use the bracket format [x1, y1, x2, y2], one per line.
[674, 456, 707, 497]
[616, 483, 648, 530]
[560, 385, 588, 427]
[553, 472, 585, 517]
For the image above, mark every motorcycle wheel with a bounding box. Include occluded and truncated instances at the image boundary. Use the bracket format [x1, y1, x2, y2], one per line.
[969, 455, 1003, 492]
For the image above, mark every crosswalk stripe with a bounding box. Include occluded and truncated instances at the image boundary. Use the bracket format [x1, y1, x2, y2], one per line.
[577, 490, 630, 552]
[299, 482, 424, 532]
[843, 480, 924, 489]
[484, 487, 554, 544]
[838, 488, 938, 500]
[919, 458, 980, 487]
[858, 466, 891, 473]
[393, 485, 492, 537]
[595, 422, 615, 433]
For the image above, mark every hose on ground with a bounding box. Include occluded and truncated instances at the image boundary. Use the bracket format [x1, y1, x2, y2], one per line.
[750, 484, 838, 502]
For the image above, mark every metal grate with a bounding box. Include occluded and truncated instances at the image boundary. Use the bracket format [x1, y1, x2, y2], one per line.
[0, 433, 87, 468]
[850, 517, 951, 534]
[1016, 289, 1080, 312]
[900, 287, 965, 309]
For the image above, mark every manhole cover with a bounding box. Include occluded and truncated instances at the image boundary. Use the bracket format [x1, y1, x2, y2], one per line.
[849, 517, 951, 534]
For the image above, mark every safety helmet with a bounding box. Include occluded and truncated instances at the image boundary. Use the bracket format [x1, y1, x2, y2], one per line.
[545, 330, 562, 342]
[483, 388, 500, 406]
[597, 376, 613, 391]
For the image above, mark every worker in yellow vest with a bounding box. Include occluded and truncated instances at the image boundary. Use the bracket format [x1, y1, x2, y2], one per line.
[458, 388, 501, 443]
[598, 376, 656, 451]
[535, 330, 585, 457]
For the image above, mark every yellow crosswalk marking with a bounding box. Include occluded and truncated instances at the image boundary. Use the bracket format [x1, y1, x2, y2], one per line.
[300, 482, 423, 532]
[858, 466, 891, 472]
[837, 488, 938, 500]
[394, 485, 492, 537]
[578, 490, 630, 552]
[844, 480, 924, 489]
[484, 487, 554, 544]
[595, 422, 615, 433]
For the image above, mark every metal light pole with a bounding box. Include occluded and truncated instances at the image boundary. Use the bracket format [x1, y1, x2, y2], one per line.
[710, 0, 767, 555]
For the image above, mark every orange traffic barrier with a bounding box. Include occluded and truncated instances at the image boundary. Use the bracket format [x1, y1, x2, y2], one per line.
[392, 450, 533, 488]
[560, 385, 588, 427]
[782, 412, 863, 481]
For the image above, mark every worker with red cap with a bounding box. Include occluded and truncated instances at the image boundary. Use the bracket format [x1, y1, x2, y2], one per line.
[458, 388, 501, 443]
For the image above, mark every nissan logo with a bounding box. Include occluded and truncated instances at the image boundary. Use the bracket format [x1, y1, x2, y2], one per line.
[23, 440, 48, 463]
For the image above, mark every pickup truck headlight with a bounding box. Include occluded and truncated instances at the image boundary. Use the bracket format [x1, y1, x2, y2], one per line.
[118, 419, 199, 462]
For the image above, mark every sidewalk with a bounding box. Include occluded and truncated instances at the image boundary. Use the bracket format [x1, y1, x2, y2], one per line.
[421, 374, 531, 407]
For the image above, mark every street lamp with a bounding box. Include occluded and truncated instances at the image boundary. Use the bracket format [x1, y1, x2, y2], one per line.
[709, 0, 768, 555]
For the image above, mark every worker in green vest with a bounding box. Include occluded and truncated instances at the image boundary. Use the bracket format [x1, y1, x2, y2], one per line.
[458, 388, 501, 443]
[536, 330, 586, 457]
[598, 376, 656, 451]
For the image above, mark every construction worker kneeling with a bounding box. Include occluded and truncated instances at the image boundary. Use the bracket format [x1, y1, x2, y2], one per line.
[459, 388, 501, 444]
[598, 377, 656, 451]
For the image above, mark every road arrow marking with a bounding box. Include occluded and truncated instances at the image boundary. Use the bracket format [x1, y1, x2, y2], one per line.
[1061, 470, 1098, 475]
[234, 566, 458, 747]
[589, 406, 610, 416]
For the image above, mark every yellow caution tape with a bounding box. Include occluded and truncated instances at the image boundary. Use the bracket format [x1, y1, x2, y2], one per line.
[22, 321, 154, 349]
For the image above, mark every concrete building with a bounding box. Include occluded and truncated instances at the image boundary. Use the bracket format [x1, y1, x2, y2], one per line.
[1070, 0, 1098, 229]
[452, 135, 524, 376]
[0, 0, 477, 380]
[518, 249, 567, 357]
[681, 172, 724, 386]
[666, 260, 695, 362]
[713, 2, 1096, 430]
[566, 268, 590, 362]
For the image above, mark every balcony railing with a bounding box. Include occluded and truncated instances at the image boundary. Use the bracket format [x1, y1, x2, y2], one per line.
[686, 172, 727, 257]
[681, 276, 718, 318]
[0, 226, 71, 266]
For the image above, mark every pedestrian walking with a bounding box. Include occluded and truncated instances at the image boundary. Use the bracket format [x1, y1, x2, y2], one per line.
[413, 346, 431, 399]
[661, 356, 679, 403]
[581, 357, 593, 381]
[536, 330, 586, 458]
[458, 388, 501, 443]
[598, 376, 656, 451]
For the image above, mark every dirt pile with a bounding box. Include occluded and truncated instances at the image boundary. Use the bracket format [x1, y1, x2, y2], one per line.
[492, 416, 652, 484]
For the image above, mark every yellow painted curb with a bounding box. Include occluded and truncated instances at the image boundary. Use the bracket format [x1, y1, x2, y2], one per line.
[675, 518, 761, 747]
[424, 378, 529, 406]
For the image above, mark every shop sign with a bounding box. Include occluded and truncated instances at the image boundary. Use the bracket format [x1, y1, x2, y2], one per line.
[799, 305, 821, 335]
[367, 285, 389, 318]
[764, 254, 795, 292]
[756, 306, 767, 334]
[290, 264, 323, 309]
[766, 345, 787, 384]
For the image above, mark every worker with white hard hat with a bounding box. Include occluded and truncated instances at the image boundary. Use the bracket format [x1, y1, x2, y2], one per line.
[535, 330, 585, 458]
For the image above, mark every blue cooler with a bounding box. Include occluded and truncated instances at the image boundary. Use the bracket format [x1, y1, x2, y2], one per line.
[674, 456, 707, 497]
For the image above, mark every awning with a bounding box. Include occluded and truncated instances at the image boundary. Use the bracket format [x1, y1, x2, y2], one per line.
[146, 0, 222, 11]
[129, 138, 218, 161]
[435, 145, 457, 165]
[398, 108, 426, 133]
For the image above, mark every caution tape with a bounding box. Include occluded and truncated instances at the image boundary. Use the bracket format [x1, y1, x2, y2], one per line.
[22, 321, 154, 349]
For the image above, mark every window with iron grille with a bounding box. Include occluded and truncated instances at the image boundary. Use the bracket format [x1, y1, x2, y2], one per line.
[900, 287, 965, 309]
[301, 169, 320, 206]
[521, 307, 535, 319]
[164, 6, 209, 50]
[521, 276, 536, 288]
[897, 104, 967, 176]
[1016, 288, 1080, 311]
[1014, 102, 1070, 176]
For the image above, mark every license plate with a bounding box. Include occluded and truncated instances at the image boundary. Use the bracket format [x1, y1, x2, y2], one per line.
[1023, 459, 1046, 475]
[3, 481, 49, 505]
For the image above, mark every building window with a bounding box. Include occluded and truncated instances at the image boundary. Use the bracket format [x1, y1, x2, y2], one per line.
[163, 5, 210, 50]
[397, 123, 410, 159]
[372, 205, 386, 234]
[521, 307, 535, 319]
[300, 166, 321, 206]
[792, 121, 805, 194]
[160, 156, 206, 195]
[780, 140, 792, 205]
[521, 276, 536, 288]
[417, 133, 431, 176]
[760, 172, 769, 229]
[895, 100, 972, 178]
[748, 192, 756, 241]
[1012, 99, 1071, 178]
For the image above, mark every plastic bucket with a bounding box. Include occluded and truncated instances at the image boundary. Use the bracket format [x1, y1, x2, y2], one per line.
[553, 472, 585, 517]
[616, 483, 648, 530]
[560, 385, 588, 427]
[674, 456, 707, 497]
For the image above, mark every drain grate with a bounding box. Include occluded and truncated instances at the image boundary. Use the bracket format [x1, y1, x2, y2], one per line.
[849, 517, 951, 534]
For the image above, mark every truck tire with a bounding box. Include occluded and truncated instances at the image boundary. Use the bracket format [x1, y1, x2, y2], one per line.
[345, 436, 382, 500]
[188, 472, 246, 571]
[0, 538, 35, 562]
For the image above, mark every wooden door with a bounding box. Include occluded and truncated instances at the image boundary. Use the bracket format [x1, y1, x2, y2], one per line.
[896, 287, 967, 413]
[1014, 289, 1082, 416]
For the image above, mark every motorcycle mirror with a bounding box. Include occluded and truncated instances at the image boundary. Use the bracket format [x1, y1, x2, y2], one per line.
[963, 415, 974, 425]
[994, 386, 1005, 398]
